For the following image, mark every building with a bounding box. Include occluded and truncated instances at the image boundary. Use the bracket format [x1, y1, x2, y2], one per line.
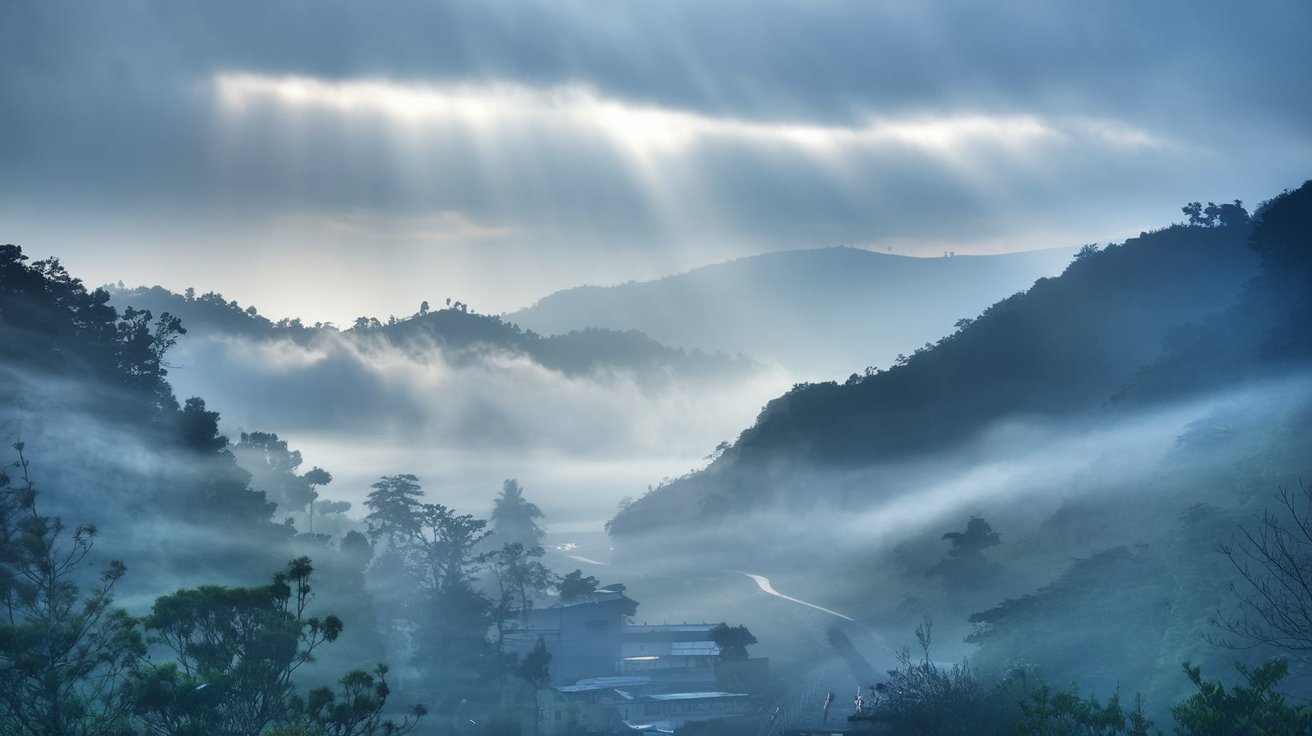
[505, 592, 767, 734]
[505, 590, 638, 685]
[621, 624, 721, 678]
[537, 681, 753, 736]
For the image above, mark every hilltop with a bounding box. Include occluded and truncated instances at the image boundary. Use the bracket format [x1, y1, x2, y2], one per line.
[510, 246, 1075, 379]
[606, 192, 1304, 538]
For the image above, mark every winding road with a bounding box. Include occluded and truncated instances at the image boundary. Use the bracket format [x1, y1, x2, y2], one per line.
[557, 548, 861, 625]
[737, 573, 856, 622]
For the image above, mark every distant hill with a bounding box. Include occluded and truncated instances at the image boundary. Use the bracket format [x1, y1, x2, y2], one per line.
[605, 197, 1295, 539]
[108, 286, 755, 384]
[509, 246, 1077, 380]
[599, 185, 1312, 711]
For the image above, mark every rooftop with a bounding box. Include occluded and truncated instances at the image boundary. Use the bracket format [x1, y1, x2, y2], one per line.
[624, 624, 719, 634]
[615, 690, 748, 702]
[557, 590, 635, 608]
[555, 676, 653, 693]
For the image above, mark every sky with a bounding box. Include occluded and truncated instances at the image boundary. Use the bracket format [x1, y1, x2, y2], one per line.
[2, 0, 1310, 324]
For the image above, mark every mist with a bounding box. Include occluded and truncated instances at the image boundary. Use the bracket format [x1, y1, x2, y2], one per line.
[7, 188, 1312, 732]
[153, 327, 786, 532]
[5, 2, 1312, 733]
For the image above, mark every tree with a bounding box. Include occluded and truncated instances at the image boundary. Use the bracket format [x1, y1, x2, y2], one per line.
[489, 479, 545, 550]
[927, 516, 1002, 580]
[363, 475, 424, 551]
[516, 637, 551, 690]
[167, 398, 276, 527]
[404, 503, 491, 596]
[709, 624, 757, 661]
[0, 244, 185, 417]
[1182, 200, 1249, 229]
[132, 556, 423, 736]
[132, 556, 426, 736]
[132, 557, 345, 736]
[1171, 659, 1309, 736]
[1072, 243, 1101, 262]
[1213, 482, 1312, 658]
[1204, 200, 1249, 229]
[557, 570, 599, 602]
[1014, 685, 1155, 736]
[941, 516, 1002, 556]
[281, 665, 426, 736]
[862, 620, 1009, 736]
[233, 432, 333, 531]
[306, 492, 348, 537]
[0, 443, 143, 736]
[490, 543, 553, 625]
[362, 477, 500, 709]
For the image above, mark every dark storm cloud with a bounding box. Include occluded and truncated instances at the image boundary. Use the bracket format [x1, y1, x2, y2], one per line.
[8, 1, 1309, 124]
[2, 0, 1309, 317]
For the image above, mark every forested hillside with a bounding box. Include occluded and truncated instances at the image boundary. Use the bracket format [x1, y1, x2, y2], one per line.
[110, 285, 754, 383]
[511, 246, 1075, 379]
[603, 185, 1312, 727]
[607, 201, 1270, 536]
[4, 181, 1311, 733]
[0, 244, 611, 732]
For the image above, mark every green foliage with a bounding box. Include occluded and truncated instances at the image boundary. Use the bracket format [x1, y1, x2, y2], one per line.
[110, 285, 749, 381]
[0, 244, 184, 415]
[167, 398, 278, 526]
[609, 212, 1259, 535]
[516, 636, 551, 689]
[489, 480, 544, 550]
[363, 475, 424, 549]
[1247, 181, 1312, 361]
[1182, 201, 1250, 229]
[860, 620, 1307, 736]
[363, 476, 503, 710]
[234, 432, 335, 530]
[132, 557, 347, 736]
[490, 542, 552, 626]
[0, 444, 144, 736]
[966, 547, 1169, 694]
[861, 620, 1019, 736]
[283, 665, 426, 736]
[941, 516, 1002, 556]
[557, 569, 599, 601]
[1016, 686, 1157, 736]
[864, 622, 1169, 736]
[709, 623, 757, 661]
[927, 515, 1004, 582]
[1074, 243, 1102, 261]
[1171, 659, 1310, 736]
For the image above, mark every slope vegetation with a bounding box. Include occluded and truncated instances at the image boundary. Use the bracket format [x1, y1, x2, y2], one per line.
[510, 246, 1075, 379]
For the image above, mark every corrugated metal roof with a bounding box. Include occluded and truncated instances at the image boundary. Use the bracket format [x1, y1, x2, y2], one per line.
[555, 675, 652, 692]
[669, 641, 720, 656]
[557, 591, 635, 608]
[614, 690, 747, 702]
[644, 692, 747, 701]
[624, 624, 719, 634]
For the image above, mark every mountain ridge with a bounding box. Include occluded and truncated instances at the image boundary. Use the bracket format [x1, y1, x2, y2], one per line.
[509, 245, 1078, 379]
[604, 193, 1307, 540]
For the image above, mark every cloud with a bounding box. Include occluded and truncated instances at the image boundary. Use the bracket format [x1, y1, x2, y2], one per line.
[160, 330, 791, 528]
[271, 209, 522, 246]
[214, 72, 1171, 160]
[2, 0, 1309, 320]
[197, 69, 1207, 256]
